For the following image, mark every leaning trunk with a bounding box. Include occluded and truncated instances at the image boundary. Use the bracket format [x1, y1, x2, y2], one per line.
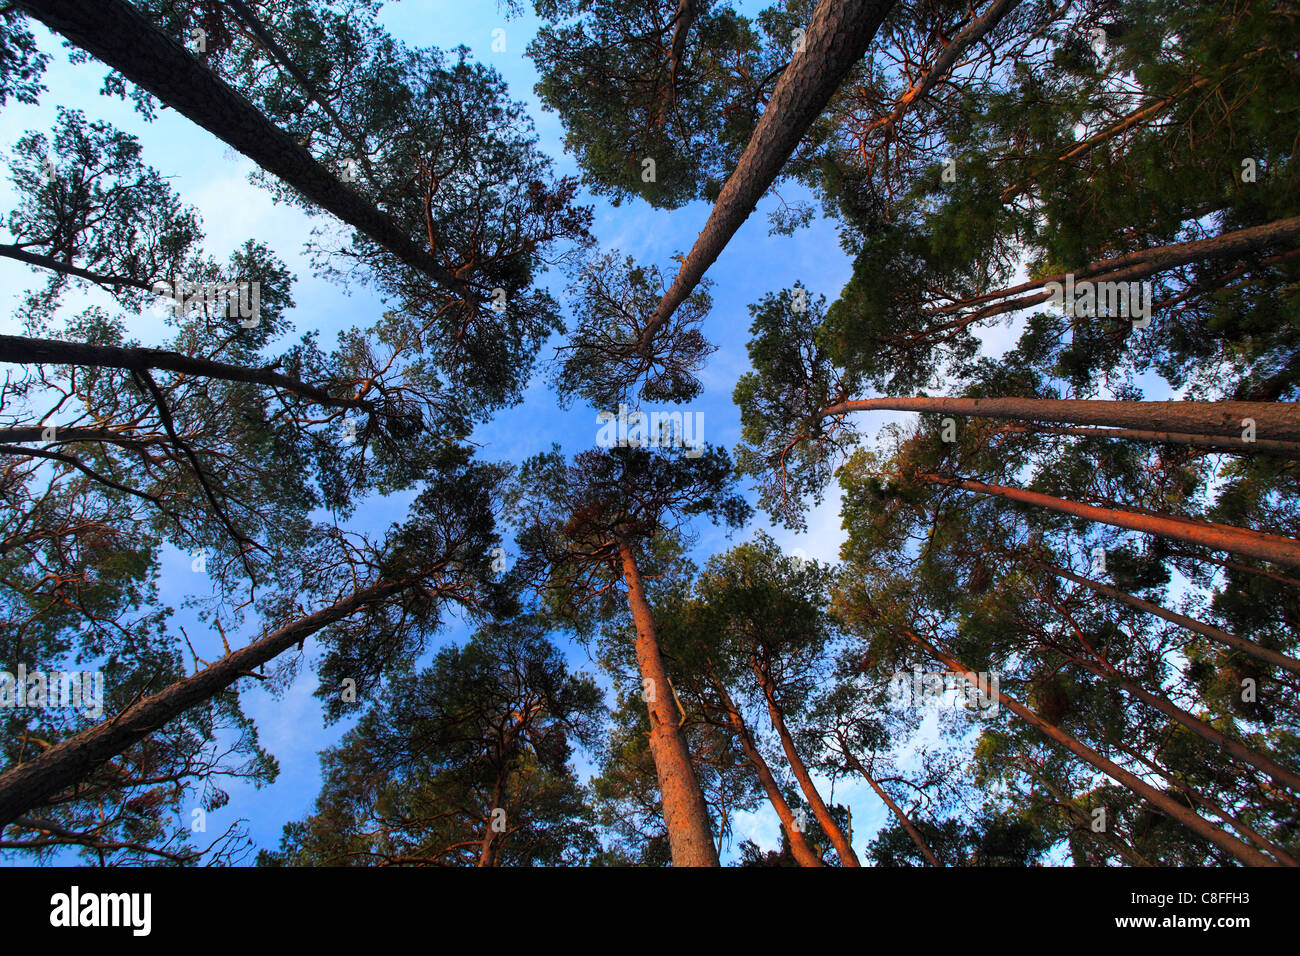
[711, 674, 822, 866]
[905, 630, 1278, 866]
[751, 662, 860, 866]
[921, 474, 1300, 569]
[641, 0, 896, 346]
[15, 0, 464, 292]
[0, 577, 411, 827]
[819, 395, 1300, 444]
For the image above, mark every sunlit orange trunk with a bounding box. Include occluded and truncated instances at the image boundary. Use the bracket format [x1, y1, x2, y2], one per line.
[820, 396, 1300, 443]
[616, 538, 719, 866]
[751, 663, 860, 866]
[711, 675, 823, 866]
[921, 475, 1300, 569]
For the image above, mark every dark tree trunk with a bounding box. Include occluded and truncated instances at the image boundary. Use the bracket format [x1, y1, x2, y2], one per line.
[15, 0, 465, 293]
[1, 334, 374, 413]
[0, 578, 411, 828]
[641, 0, 896, 348]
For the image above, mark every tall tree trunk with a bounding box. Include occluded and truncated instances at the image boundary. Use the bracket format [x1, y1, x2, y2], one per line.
[15, 0, 466, 293]
[1014, 755, 1153, 866]
[1107, 738, 1300, 867]
[709, 674, 822, 866]
[922, 216, 1300, 328]
[0, 244, 158, 291]
[818, 395, 1300, 443]
[478, 772, 507, 867]
[615, 538, 719, 866]
[995, 423, 1300, 460]
[749, 662, 861, 866]
[862, 0, 1022, 147]
[0, 577, 412, 828]
[919, 474, 1300, 569]
[838, 741, 941, 866]
[640, 0, 896, 348]
[1034, 558, 1300, 676]
[1, 334, 375, 413]
[1064, 653, 1300, 795]
[904, 630, 1279, 866]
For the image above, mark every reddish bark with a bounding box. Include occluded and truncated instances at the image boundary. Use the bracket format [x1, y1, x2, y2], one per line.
[905, 630, 1278, 867]
[751, 663, 861, 866]
[617, 538, 720, 866]
[921, 474, 1300, 569]
[710, 675, 823, 866]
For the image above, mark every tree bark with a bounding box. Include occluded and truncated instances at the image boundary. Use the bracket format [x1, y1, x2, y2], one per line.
[616, 538, 719, 866]
[996, 423, 1300, 460]
[819, 395, 1300, 443]
[709, 674, 823, 866]
[1036, 559, 1300, 676]
[1108, 738, 1300, 867]
[641, 0, 896, 348]
[862, 0, 1021, 147]
[1066, 654, 1300, 795]
[1015, 756, 1153, 866]
[923, 216, 1300, 328]
[0, 244, 157, 291]
[1, 333, 374, 413]
[15, 0, 467, 294]
[905, 630, 1278, 866]
[0, 577, 412, 828]
[750, 661, 861, 866]
[920, 474, 1300, 569]
[838, 743, 941, 866]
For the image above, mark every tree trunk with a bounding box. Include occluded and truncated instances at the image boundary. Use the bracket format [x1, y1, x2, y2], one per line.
[1108, 739, 1300, 867]
[920, 474, 1300, 569]
[1066, 654, 1300, 795]
[924, 216, 1300, 328]
[641, 0, 896, 348]
[1, 334, 373, 413]
[0, 577, 412, 828]
[710, 674, 822, 866]
[0, 244, 157, 291]
[615, 538, 719, 866]
[863, 0, 1021, 147]
[819, 395, 1300, 443]
[838, 743, 941, 866]
[15, 0, 466, 293]
[904, 629, 1278, 866]
[1015, 756, 1153, 866]
[996, 423, 1300, 460]
[478, 773, 507, 867]
[750, 661, 861, 866]
[1036, 559, 1300, 676]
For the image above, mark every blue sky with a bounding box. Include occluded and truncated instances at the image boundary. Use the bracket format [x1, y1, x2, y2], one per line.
[0, 0, 1061, 863]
